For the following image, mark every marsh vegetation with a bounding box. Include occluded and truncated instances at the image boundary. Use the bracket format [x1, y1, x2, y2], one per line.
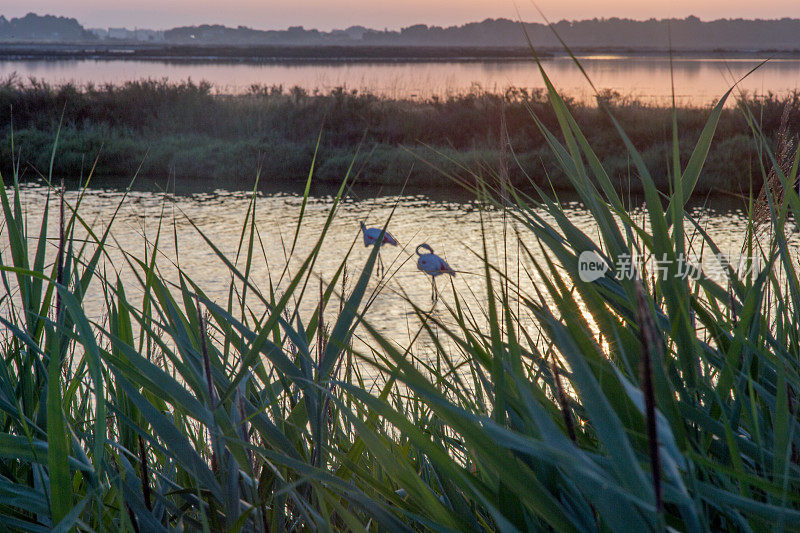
[2, 76, 798, 194]
[1, 53, 800, 531]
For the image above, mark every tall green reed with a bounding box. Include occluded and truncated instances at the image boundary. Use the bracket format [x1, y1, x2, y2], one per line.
[1, 45, 800, 532]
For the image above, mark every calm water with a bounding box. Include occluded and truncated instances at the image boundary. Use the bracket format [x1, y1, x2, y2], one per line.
[6, 181, 760, 352]
[2, 55, 800, 103]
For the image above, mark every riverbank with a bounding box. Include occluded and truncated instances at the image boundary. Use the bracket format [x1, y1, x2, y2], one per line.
[0, 43, 555, 62]
[3, 43, 800, 62]
[2, 78, 797, 194]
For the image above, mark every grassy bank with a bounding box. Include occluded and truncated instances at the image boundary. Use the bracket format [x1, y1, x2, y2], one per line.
[2, 76, 797, 194]
[2, 53, 800, 530]
[0, 44, 552, 61]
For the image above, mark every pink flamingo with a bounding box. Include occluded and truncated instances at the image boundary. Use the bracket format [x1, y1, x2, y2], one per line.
[360, 221, 398, 277]
[415, 243, 455, 302]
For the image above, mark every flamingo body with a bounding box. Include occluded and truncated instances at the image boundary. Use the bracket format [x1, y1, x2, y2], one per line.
[417, 253, 455, 277]
[360, 221, 398, 278]
[415, 243, 455, 302]
[361, 225, 398, 247]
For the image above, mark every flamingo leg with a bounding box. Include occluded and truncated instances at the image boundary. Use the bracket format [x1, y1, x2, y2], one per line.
[378, 251, 385, 278]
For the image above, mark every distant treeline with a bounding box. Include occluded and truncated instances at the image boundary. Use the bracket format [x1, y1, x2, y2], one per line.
[2, 12, 800, 52]
[164, 17, 800, 51]
[0, 13, 93, 41]
[1, 78, 797, 194]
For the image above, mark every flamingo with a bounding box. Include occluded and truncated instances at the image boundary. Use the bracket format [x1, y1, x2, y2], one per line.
[360, 221, 398, 277]
[415, 243, 455, 302]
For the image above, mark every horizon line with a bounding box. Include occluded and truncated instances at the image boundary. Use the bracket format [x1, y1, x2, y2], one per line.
[3, 11, 800, 33]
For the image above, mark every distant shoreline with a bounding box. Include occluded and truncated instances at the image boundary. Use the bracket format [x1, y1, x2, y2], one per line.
[2, 80, 794, 196]
[2, 43, 800, 63]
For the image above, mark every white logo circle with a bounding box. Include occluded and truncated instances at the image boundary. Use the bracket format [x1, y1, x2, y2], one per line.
[578, 250, 608, 282]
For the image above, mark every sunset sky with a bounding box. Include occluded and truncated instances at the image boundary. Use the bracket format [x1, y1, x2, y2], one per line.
[3, 0, 798, 30]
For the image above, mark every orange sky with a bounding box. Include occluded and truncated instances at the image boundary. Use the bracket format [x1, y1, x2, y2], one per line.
[4, 0, 799, 30]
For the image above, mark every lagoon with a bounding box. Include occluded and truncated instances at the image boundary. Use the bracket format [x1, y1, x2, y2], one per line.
[2, 54, 800, 103]
[10, 180, 762, 349]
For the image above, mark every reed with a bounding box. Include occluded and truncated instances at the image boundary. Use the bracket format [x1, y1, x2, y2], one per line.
[0, 52, 799, 531]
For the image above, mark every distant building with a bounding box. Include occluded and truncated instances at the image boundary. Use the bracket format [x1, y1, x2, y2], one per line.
[107, 27, 134, 40]
[103, 27, 163, 41]
[133, 29, 164, 42]
[88, 28, 108, 39]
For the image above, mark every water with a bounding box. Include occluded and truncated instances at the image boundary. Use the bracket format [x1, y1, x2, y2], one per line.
[2, 55, 800, 103]
[6, 181, 760, 352]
